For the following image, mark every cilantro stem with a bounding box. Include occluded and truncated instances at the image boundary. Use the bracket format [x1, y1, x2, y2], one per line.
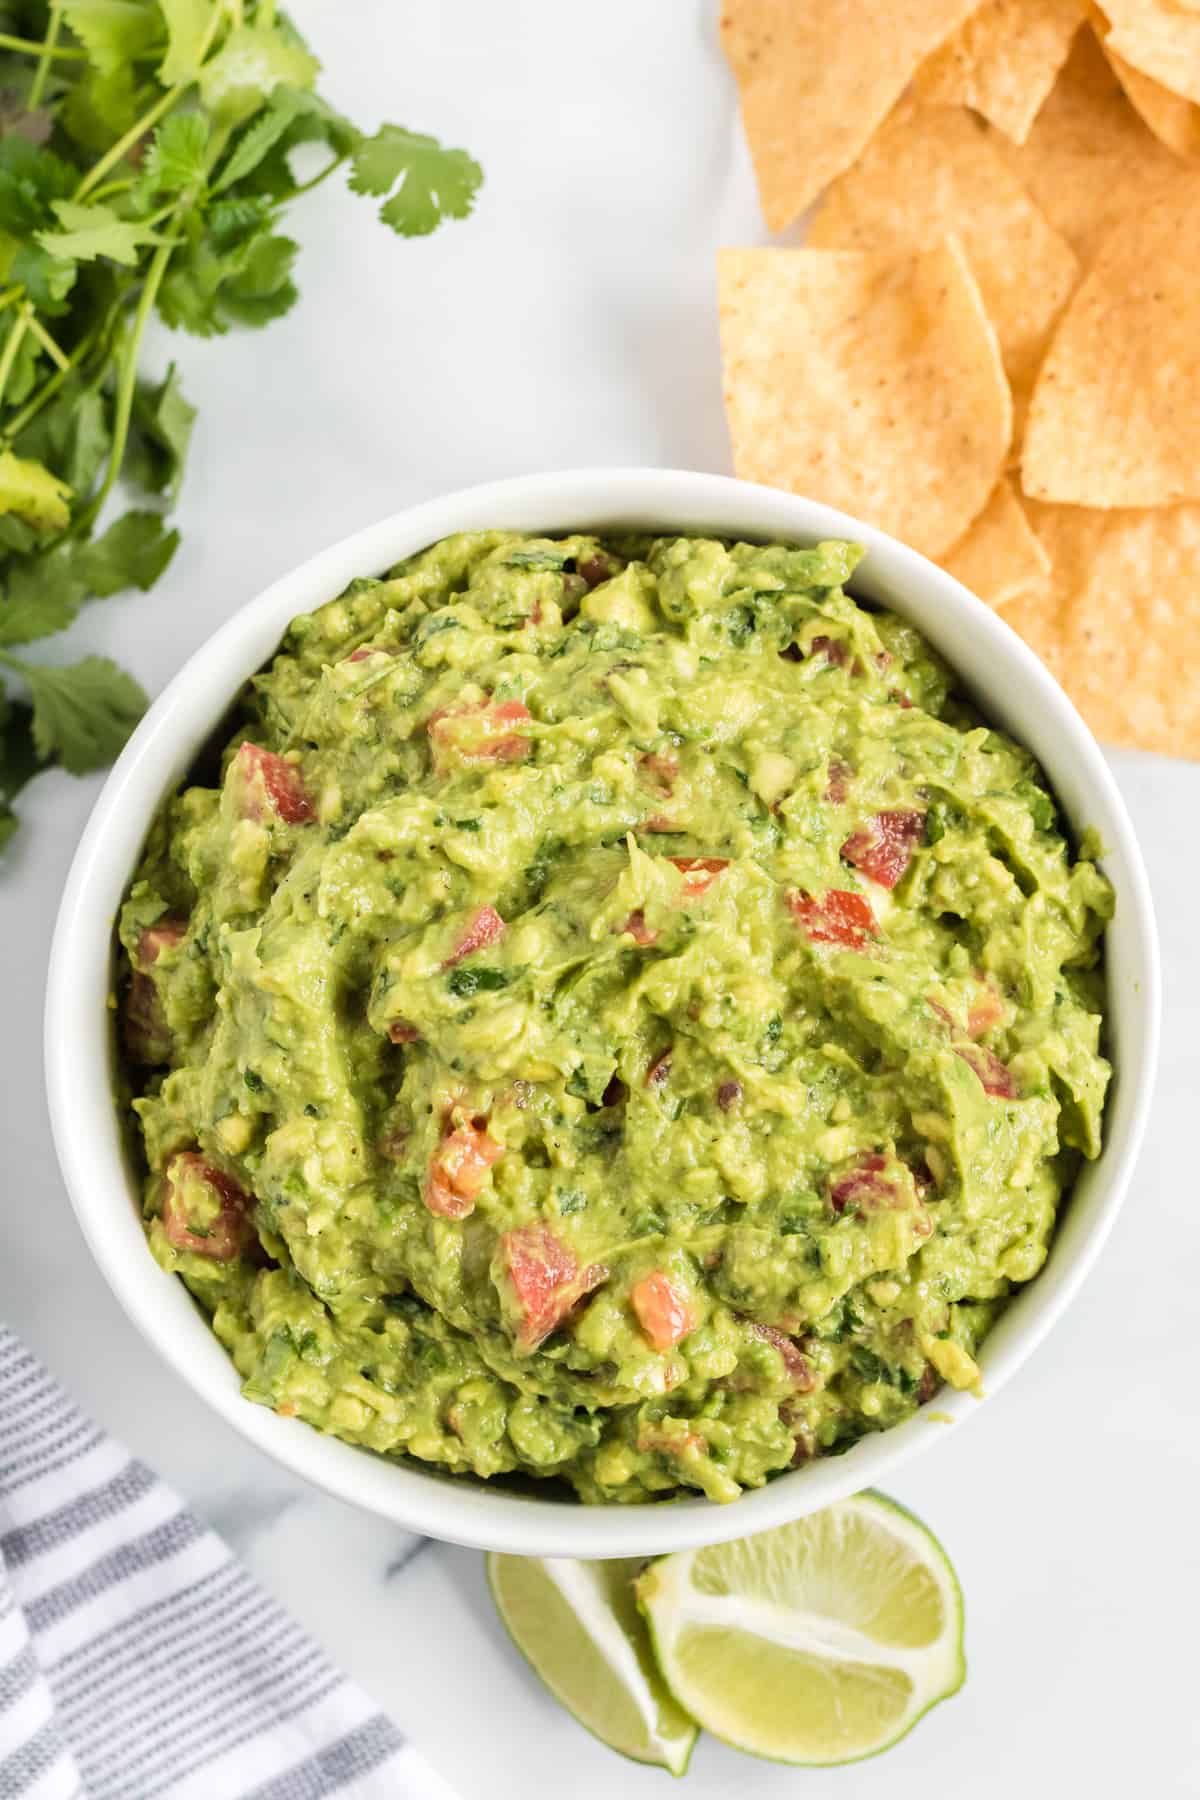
[74, 85, 187, 203]
[1, 322, 104, 446]
[27, 6, 63, 108]
[88, 178, 136, 204]
[0, 286, 23, 315]
[0, 311, 30, 412]
[0, 29, 85, 62]
[288, 155, 346, 199]
[22, 307, 68, 373]
[80, 235, 176, 527]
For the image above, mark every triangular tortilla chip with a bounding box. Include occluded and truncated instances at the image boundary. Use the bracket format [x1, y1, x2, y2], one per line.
[1022, 173, 1200, 505]
[1003, 502, 1200, 756]
[990, 27, 1181, 262]
[719, 0, 986, 231]
[914, 0, 1086, 143]
[1101, 35, 1200, 154]
[809, 102, 1078, 409]
[1095, 0, 1200, 104]
[717, 239, 1011, 559]
[941, 480, 1052, 607]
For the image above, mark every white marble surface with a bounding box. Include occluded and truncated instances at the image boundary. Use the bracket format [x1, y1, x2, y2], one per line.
[3, 4, 1198, 1794]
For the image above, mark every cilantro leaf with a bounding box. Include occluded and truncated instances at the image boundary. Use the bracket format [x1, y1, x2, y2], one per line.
[349, 126, 482, 237]
[9, 241, 78, 316]
[14, 378, 110, 497]
[0, 138, 76, 235]
[60, 64, 140, 154]
[127, 365, 195, 500]
[198, 26, 320, 125]
[0, 555, 84, 647]
[79, 510, 179, 595]
[0, 695, 42, 849]
[141, 112, 210, 196]
[218, 233, 298, 328]
[158, 0, 213, 86]
[60, 1, 165, 77]
[212, 88, 309, 195]
[7, 653, 147, 773]
[39, 200, 161, 267]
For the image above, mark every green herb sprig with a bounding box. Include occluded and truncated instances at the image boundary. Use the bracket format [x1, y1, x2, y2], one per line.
[0, 1, 482, 852]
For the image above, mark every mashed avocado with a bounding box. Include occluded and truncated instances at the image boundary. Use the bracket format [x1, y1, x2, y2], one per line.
[117, 530, 1113, 1505]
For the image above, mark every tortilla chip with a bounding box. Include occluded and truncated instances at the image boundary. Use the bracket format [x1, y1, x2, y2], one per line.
[809, 102, 1078, 410]
[1022, 173, 1200, 506]
[914, 0, 1086, 142]
[717, 239, 1011, 559]
[1101, 36, 1200, 154]
[1095, 0, 1200, 104]
[719, 0, 986, 231]
[940, 480, 1053, 608]
[1003, 502, 1200, 756]
[991, 26, 1181, 262]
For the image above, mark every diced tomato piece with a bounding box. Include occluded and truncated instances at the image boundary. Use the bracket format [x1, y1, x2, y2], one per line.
[826, 758, 853, 804]
[621, 910, 658, 947]
[424, 1124, 501, 1219]
[810, 634, 850, 667]
[233, 742, 314, 825]
[748, 1322, 815, 1390]
[161, 1153, 252, 1261]
[631, 1272, 696, 1352]
[889, 688, 914, 710]
[442, 904, 506, 967]
[578, 551, 620, 589]
[427, 698, 531, 768]
[829, 1151, 896, 1213]
[787, 888, 878, 949]
[137, 917, 187, 965]
[639, 752, 679, 795]
[347, 645, 376, 663]
[646, 1049, 673, 1087]
[388, 1020, 421, 1044]
[668, 855, 729, 899]
[954, 1043, 1018, 1099]
[636, 1424, 706, 1458]
[717, 1079, 742, 1111]
[967, 981, 1006, 1039]
[498, 1223, 605, 1350]
[841, 810, 925, 889]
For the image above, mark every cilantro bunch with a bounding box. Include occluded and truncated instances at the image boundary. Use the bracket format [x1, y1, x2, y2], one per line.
[0, 0, 482, 853]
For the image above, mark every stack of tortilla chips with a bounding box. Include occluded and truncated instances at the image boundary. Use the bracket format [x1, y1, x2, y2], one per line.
[719, 2, 1200, 757]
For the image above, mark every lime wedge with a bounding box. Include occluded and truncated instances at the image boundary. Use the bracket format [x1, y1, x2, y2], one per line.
[636, 1492, 965, 1767]
[487, 1553, 699, 1776]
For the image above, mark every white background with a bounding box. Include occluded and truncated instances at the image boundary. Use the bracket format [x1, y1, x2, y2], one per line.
[4, 4, 1198, 1794]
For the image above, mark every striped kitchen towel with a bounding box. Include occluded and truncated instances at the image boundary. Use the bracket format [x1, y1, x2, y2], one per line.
[0, 1328, 455, 1800]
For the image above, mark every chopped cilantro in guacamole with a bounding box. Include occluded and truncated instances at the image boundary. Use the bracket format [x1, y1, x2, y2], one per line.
[117, 530, 1112, 1504]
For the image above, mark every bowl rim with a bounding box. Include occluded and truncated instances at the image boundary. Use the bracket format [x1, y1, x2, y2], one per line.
[44, 467, 1161, 1557]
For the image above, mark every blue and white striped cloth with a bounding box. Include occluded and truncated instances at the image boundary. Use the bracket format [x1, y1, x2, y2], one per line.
[0, 1329, 455, 1800]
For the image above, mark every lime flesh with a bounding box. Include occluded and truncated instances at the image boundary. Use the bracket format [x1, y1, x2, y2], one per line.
[487, 1552, 698, 1776]
[636, 1491, 965, 1767]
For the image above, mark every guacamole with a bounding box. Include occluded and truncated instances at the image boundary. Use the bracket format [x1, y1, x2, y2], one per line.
[117, 530, 1113, 1504]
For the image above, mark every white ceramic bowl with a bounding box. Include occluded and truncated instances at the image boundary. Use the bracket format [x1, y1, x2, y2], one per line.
[46, 470, 1159, 1557]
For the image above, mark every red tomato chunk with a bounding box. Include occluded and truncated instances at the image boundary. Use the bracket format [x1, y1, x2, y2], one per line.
[161, 1153, 252, 1261]
[233, 742, 314, 824]
[668, 855, 729, 899]
[428, 698, 531, 767]
[631, 1272, 696, 1351]
[499, 1223, 605, 1350]
[954, 1043, 1018, 1098]
[443, 905, 505, 967]
[424, 1124, 501, 1219]
[787, 888, 878, 949]
[841, 810, 925, 889]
